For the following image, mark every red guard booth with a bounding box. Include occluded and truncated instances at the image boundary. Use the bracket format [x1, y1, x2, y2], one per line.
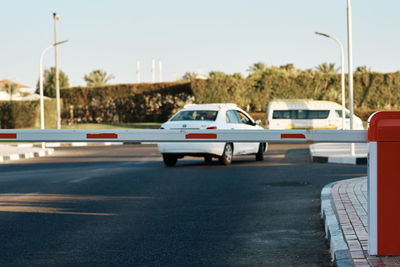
[368, 111, 400, 255]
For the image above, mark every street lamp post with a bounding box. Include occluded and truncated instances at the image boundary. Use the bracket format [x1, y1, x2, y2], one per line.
[39, 40, 68, 132]
[39, 44, 53, 131]
[53, 13, 61, 130]
[315, 32, 346, 130]
[347, 0, 355, 156]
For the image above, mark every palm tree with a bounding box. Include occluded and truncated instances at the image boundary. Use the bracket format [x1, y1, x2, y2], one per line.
[84, 69, 115, 87]
[355, 66, 370, 73]
[247, 62, 267, 74]
[315, 62, 338, 74]
[4, 83, 18, 101]
[279, 63, 299, 75]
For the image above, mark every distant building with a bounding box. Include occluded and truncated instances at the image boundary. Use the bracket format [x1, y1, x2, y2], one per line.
[0, 80, 42, 101]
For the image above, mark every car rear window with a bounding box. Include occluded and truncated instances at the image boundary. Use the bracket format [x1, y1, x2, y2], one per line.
[171, 110, 218, 121]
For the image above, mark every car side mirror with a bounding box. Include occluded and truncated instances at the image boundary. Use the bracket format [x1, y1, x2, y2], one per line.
[255, 120, 261, 125]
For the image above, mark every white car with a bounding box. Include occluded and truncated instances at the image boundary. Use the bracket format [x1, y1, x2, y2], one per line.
[158, 103, 267, 166]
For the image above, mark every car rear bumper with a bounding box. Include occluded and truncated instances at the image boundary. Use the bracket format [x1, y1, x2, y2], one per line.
[158, 142, 226, 157]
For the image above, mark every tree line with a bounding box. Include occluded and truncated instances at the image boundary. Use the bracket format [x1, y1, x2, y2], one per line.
[37, 62, 400, 122]
[186, 62, 400, 120]
[36, 68, 114, 97]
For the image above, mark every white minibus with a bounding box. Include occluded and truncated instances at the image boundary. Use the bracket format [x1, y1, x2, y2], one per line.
[266, 99, 364, 130]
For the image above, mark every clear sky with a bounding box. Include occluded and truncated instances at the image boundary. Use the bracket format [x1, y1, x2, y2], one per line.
[1, 0, 399, 87]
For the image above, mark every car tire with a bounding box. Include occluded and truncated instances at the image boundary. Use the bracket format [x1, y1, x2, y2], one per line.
[163, 154, 177, 167]
[219, 143, 233, 165]
[256, 143, 266, 161]
[204, 156, 213, 163]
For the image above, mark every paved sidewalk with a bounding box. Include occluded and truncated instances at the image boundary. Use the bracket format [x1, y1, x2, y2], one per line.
[323, 177, 400, 266]
[310, 143, 367, 165]
[0, 144, 54, 163]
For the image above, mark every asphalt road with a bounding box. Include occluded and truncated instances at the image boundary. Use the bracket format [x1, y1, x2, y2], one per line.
[0, 144, 366, 266]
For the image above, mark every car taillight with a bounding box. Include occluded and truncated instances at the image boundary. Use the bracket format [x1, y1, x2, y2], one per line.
[206, 126, 217, 129]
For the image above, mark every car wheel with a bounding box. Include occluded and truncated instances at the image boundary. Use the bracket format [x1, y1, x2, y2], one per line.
[256, 143, 265, 161]
[219, 143, 233, 165]
[204, 156, 213, 163]
[163, 154, 177, 167]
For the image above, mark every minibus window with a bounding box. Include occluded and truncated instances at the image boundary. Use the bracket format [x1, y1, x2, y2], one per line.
[297, 110, 307, 119]
[335, 110, 350, 119]
[273, 110, 329, 119]
[273, 110, 291, 119]
[308, 110, 329, 119]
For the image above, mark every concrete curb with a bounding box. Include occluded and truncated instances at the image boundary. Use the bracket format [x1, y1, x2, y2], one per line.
[312, 155, 367, 165]
[321, 182, 353, 267]
[0, 147, 54, 163]
[310, 144, 367, 165]
[45, 142, 124, 147]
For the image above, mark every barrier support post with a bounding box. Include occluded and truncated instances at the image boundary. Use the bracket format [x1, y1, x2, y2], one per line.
[368, 111, 400, 255]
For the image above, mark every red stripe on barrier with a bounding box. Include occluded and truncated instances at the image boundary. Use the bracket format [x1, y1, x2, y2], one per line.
[0, 133, 17, 139]
[185, 133, 217, 139]
[281, 133, 306, 139]
[86, 133, 118, 139]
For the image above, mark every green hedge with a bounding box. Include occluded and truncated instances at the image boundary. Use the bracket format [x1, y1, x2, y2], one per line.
[4, 71, 398, 128]
[61, 82, 193, 123]
[191, 71, 400, 121]
[0, 99, 57, 129]
[59, 72, 400, 124]
[0, 101, 39, 129]
[43, 99, 58, 128]
[3, 71, 399, 128]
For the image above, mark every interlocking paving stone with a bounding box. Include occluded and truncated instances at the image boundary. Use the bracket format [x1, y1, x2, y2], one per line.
[329, 177, 400, 266]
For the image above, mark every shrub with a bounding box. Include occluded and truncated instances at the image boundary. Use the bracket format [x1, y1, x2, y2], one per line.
[0, 101, 39, 128]
[61, 82, 193, 123]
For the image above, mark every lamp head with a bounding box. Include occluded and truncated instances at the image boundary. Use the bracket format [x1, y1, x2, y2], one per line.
[315, 32, 330, 38]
